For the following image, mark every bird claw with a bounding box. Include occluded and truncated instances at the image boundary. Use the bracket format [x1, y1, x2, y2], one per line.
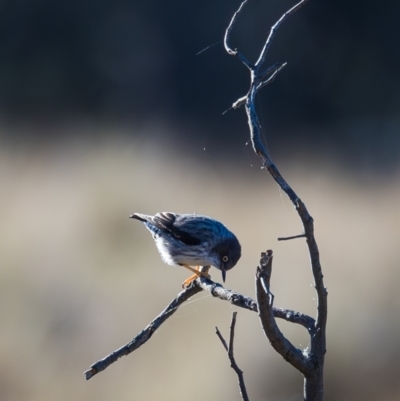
[181, 272, 211, 288]
[181, 266, 211, 288]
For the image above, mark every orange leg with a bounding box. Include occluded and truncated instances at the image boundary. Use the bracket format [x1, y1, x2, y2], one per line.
[181, 265, 211, 288]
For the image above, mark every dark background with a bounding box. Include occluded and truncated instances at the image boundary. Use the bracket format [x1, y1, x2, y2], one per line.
[1, 0, 399, 171]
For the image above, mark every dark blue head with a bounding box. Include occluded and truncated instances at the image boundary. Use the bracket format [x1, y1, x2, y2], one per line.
[212, 235, 241, 282]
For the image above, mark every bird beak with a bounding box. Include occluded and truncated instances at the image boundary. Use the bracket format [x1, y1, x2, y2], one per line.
[221, 267, 226, 282]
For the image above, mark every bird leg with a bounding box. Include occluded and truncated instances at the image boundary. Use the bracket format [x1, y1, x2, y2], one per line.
[181, 265, 211, 288]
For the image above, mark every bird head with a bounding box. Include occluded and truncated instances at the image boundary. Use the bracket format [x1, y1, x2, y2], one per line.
[212, 236, 241, 282]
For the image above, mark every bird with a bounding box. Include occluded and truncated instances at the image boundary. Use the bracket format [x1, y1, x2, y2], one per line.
[130, 212, 241, 287]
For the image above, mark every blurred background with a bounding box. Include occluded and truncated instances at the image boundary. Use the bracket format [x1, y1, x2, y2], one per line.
[1, 0, 400, 400]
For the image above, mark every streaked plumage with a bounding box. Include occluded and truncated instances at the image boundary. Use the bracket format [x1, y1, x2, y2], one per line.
[130, 212, 241, 284]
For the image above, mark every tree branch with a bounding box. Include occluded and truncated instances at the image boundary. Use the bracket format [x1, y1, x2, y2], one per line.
[84, 275, 315, 380]
[216, 312, 250, 401]
[224, 0, 254, 70]
[194, 277, 315, 331]
[256, 251, 314, 376]
[230, 62, 287, 110]
[277, 233, 306, 241]
[255, 0, 310, 70]
[224, 0, 327, 398]
[215, 326, 228, 351]
[84, 285, 201, 380]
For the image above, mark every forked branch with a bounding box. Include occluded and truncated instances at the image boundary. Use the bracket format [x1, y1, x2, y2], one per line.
[224, 0, 327, 399]
[216, 312, 250, 401]
[256, 251, 313, 376]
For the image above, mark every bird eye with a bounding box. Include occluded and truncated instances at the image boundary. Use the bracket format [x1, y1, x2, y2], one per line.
[222, 256, 229, 262]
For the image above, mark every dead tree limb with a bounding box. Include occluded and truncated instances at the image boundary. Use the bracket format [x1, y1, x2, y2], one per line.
[224, 1, 327, 400]
[84, 284, 202, 380]
[84, 276, 315, 380]
[256, 251, 314, 376]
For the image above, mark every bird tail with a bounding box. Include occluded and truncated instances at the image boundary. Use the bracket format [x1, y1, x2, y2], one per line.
[129, 213, 148, 222]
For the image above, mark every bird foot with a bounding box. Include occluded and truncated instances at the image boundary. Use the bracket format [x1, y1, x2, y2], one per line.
[181, 265, 211, 288]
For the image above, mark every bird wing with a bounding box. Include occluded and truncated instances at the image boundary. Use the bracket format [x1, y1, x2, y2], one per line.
[153, 212, 203, 246]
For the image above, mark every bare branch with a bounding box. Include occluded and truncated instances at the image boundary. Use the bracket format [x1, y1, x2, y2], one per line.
[195, 276, 257, 312]
[259, 62, 287, 81]
[257, 250, 275, 303]
[255, 0, 310, 70]
[272, 307, 316, 334]
[193, 277, 315, 331]
[256, 63, 287, 90]
[230, 62, 287, 110]
[228, 312, 237, 354]
[224, 0, 254, 70]
[224, 0, 249, 55]
[256, 252, 314, 376]
[231, 95, 248, 110]
[84, 275, 315, 380]
[216, 312, 250, 401]
[223, 0, 327, 397]
[84, 285, 201, 380]
[277, 233, 306, 241]
[215, 326, 228, 351]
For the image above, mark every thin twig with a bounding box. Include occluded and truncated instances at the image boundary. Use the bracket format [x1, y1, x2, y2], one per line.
[216, 312, 250, 401]
[215, 326, 228, 351]
[256, 62, 287, 90]
[259, 62, 287, 81]
[224, 0, 254, 70]
[84, 285, 201, 380]
[277, 233, 306, 241]
[255, 0, 310, 70]
[231, 62, 287, 110]
[224, 1, 250, 57]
